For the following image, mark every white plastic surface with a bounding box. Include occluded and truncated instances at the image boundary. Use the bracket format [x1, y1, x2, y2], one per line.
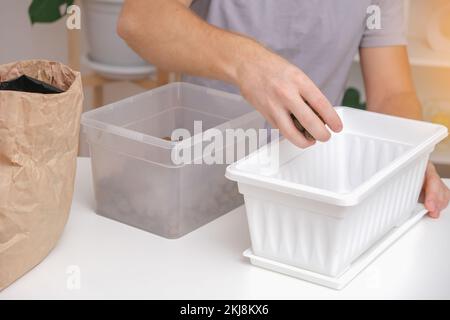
[82, 83, 265, 238]
[227, 107, 448, 276]
[244, 205, 428, 290]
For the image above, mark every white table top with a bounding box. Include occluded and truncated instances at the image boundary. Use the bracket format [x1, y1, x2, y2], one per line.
[1, 158, 450, 299]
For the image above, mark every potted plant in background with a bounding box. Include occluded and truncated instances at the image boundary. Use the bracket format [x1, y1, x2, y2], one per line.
[29, 0, 74, 23]
[29, 0, 155, 79]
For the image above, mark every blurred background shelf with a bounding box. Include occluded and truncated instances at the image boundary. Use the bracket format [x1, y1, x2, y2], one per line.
[431, 148, 450, 165]
[354, 36, 450, 69]
[432, 149, 450, 178]
[407, 36, 450, 69]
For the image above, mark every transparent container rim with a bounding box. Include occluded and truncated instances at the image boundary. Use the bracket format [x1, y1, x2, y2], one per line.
[82, 82, 264, 168]
[81, 82, 257, 150]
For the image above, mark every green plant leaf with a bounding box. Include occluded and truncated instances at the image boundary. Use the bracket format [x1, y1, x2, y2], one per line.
[342, 87, 366, 110]
[28, 0, 74, 24]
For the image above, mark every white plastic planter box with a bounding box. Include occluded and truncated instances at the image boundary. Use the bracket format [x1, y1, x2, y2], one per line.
[82, 83, 265, 238]
[226, 107, 447, 277]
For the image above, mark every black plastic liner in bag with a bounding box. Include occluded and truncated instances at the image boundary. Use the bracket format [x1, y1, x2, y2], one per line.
[0, 75, 64, 94]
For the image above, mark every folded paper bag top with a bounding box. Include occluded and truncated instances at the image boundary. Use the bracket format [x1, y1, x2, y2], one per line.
[0, 60, 83, 291]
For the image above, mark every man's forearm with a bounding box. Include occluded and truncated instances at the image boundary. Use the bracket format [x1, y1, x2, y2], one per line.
[118, 0, 269, 86]
[367, 90, 423, 121]
[361, 46, 423, 121]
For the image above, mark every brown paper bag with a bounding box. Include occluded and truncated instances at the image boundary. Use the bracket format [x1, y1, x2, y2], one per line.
[0, 60, 83, 290]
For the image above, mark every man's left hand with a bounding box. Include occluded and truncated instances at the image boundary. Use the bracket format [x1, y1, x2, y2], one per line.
[421, 162, 450, 218]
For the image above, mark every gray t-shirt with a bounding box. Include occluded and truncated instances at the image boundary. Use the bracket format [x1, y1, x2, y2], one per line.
[184, 0, 406, 105]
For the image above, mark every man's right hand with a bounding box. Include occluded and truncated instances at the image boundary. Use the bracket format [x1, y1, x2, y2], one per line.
[235, 48, 343, 148]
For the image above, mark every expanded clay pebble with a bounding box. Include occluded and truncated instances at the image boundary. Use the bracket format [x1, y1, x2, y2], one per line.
[290, 105, 325, 141]
[162, 136, 183, 142]
[291, 113, 314, 141]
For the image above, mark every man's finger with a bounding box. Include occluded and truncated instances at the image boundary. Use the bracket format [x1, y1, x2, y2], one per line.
[437, 185, 450, 212]
[297, 76, 343, 133]
[426, 199, 439, 218]
[424, 172, 443, 218]
[287, 94, 331, 142]
[273, 108, 316, 148]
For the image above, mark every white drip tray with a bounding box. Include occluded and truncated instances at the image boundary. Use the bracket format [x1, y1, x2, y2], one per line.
[243, 204, 428, 290]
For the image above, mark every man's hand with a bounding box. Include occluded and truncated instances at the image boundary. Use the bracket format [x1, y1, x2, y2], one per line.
[421, 162, 450, 218]
[236, 50, 343, 148]
[118, 0, 343, 148]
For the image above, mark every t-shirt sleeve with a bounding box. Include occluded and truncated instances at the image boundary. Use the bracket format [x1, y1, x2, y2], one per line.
[360, 0, 407, 48]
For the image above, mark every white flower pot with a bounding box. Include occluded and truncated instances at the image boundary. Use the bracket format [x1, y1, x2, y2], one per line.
[83, 0, 154, 78]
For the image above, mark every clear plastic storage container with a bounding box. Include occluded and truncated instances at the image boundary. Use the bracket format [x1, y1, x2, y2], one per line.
[226, 107, 447, 277]
[82, 83, 265, 238]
